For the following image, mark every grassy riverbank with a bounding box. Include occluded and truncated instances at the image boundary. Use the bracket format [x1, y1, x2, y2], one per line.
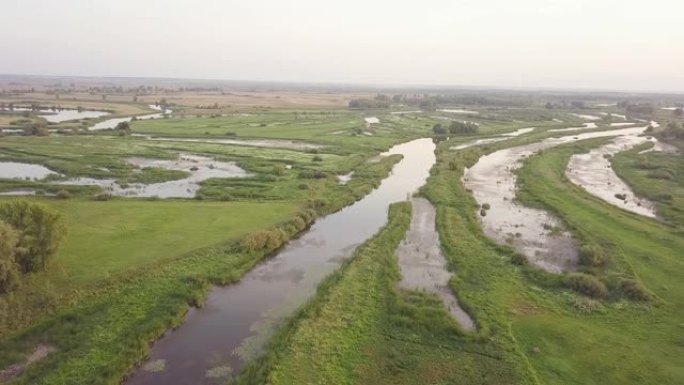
[514, 139, 684, 384]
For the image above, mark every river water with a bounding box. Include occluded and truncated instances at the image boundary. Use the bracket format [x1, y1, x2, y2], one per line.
[464, 125, 653, 272]
[124, 138, 437, 385]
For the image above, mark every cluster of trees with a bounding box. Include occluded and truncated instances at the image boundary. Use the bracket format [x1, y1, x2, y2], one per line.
[616, 101, 655, 115]
[545, 101, 586, 109]
[348, 94, 391, 109]
[659, 122, 684, 140]
[0, 201, 66, 293]
[433, 120, 479, 135]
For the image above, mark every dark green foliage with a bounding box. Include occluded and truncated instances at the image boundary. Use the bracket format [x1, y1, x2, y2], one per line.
[566, 273, 608, 299]
[510, 253, 528, 266]
[0, 221, 20, 293]
[432, 124, 447, 135]
[618, 279, 653, 302]
[0, 200, 66, 273]
[579, 244, 611, 267]
[448, 120, 479, 135]
[56, 190, 72, 199]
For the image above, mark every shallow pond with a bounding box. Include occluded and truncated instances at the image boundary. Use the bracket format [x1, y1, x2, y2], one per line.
[397, 198, 475, 331]
[0, 107, 110, 123]
[124, 138, 437, 385]
[464, 125, 653, 272]
[0, 162, 58, 180]
[59, 155, 248, 198]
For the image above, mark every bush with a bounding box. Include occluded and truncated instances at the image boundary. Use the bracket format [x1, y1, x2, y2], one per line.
[272, 164, 286, 176]
[94, 193, 114, 201]
[482, 203, 491, 210]
[619, 279, 652, 301]
[579, 244, 610, 267]
[567, 273, 608, 299]
[312, 155, 323, 162]
[0, 200, 66, 273]
[298, 170, 327, 179]
[0, 221, 20, 293]
[511, 253, 527, 266]
[56, 190, 72, 199]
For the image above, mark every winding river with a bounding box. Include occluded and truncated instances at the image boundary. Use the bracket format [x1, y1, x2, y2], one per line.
[464, 125, 654, 272]
[125, 138, 438, 384]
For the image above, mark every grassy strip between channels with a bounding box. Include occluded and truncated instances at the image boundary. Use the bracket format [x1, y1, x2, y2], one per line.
[236, 195, 530, 385]
[610, 142, 684, 229]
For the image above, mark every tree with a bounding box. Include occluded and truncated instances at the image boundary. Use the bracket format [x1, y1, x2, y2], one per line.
[115, 121, 131, 136]
[0, 201, 66, 273]
[448, 120, 479, 134]
[432, 123, 447, 135]
[0, 221, 20, 293]
[674, 108, 683, 117]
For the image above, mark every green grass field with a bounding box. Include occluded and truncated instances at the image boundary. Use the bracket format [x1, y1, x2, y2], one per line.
[50, 199, 300, 285]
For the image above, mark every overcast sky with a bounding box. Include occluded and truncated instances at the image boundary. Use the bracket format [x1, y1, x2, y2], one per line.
[1, 0, 682, 92]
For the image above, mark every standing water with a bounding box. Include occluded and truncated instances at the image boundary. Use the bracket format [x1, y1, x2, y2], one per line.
[125, 138, 436, 385]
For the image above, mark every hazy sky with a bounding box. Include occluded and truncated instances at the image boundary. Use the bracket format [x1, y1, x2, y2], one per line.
[1, 0, 682, 92]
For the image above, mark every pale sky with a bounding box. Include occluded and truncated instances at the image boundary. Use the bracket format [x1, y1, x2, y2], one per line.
[1, 0, 683, 92]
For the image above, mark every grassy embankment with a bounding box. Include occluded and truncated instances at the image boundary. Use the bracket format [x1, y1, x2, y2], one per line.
[513, 139, 684, 384]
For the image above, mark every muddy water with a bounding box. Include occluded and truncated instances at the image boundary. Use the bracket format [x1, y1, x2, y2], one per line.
[124, 138, 436, 385]
[566, 135, 659, 217]
[0, 107, 109, 123]
[0, 162, 58, 180]
[90, 105, 171, 131]
[59, 155, 249, 198]
[464, 125, 652, 273]
[397, 198, 475, 331]
[336, 171, 354, 185]
[438, 109, 479, 115]
[450, 127, 536, 151]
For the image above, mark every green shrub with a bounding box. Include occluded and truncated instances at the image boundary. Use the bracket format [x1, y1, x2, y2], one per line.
[579, 244, 611, 267]
[0, 200, 66, 273]
[56, 190, 72, 199]
[94, 193, 114, 201]
[0, 221, 20, 293]
[619, 279, 652, 301]
[511, 253, 527, 266]
[566, 273, 608, 299]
